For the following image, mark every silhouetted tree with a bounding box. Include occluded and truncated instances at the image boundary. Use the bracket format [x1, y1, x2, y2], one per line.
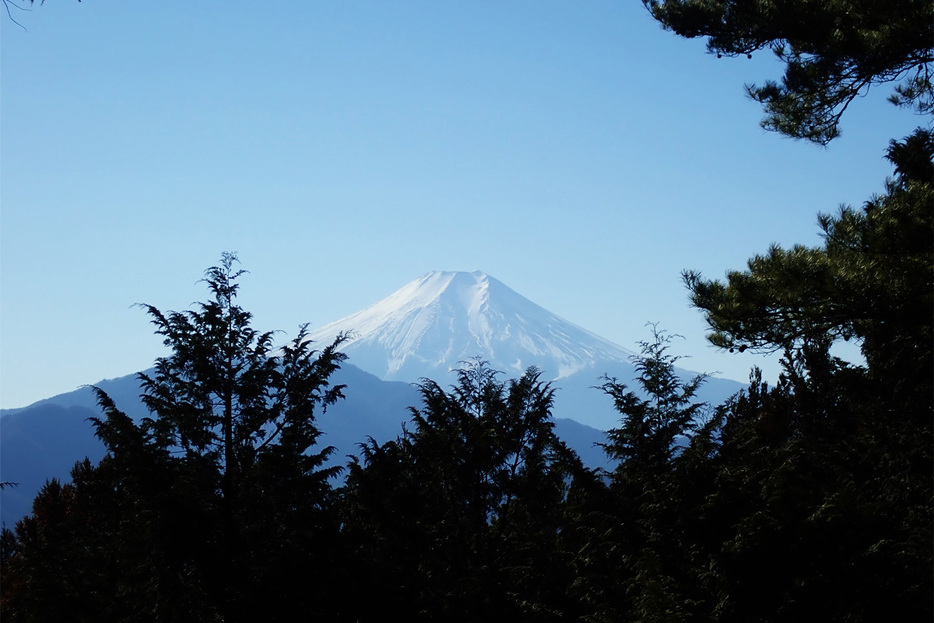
[642, 0, 933, 143]
[341, 361, 586, 621]
[0, 255, 350, 622]
[570, 328, 711, 622]
[677, 129, 933, 622]
[684, 131, 933, 419]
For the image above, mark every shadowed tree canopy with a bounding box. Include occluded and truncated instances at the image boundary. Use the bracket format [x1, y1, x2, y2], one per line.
[643, 0, 934, 144]
[683, 131, 933, 412]
[0, 254, 353, 622]
[600, 326, 708, 477]
[341, 361, 586, 621]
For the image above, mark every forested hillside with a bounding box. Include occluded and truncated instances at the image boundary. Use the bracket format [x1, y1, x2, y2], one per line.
[2, 0, 930, 620]
[2, 210, 930, 622]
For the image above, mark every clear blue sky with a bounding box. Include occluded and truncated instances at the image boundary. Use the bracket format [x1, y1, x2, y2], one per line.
[0, 1, 921, 409]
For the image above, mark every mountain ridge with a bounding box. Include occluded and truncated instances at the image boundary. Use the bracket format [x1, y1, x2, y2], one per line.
[305, 270, 638, 384]
[0, 270, 744, 525]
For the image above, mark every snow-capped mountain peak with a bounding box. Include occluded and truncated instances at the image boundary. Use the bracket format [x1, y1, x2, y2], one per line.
[305, 271, 637, 383]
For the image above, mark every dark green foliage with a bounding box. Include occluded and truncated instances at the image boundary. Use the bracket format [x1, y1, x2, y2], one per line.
[696, 347, 932, 622]
[683, 130, 933, 414]
[643, 0, 933, 143]
[2, 308, 929, 621]
[1, 254, 349, 622]
[677, 132, 934, 621]
[341, 361, 587, 621]
[93, 254, 350, 621]
[568, 328, 711, 622]
[0, 463, 119, 622]
[600, 326, 708, 476]
[3, 178, 931, 622]
[4, 2, 931, 620]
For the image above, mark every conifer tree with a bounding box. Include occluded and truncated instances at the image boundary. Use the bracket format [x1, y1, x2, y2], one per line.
[600, 326, 708, 478]
[0, 255, 350, 622]
[642, 0, 933, 144]
[683, 131, 933, 418]
[341, 362, 584, 621]
[674, 94, 933, 623]
[571, 327, 710, 622]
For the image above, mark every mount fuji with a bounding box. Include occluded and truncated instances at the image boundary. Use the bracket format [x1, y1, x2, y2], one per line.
[305, 270, 637, 385]
[302, 270, 742, 431]
[0, 270, 745, 526]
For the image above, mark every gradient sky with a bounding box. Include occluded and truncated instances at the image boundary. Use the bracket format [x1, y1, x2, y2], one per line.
[0, 1, 922, 409]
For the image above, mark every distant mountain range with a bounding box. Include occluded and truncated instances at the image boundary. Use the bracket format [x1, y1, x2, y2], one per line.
[0, 271, 745, 526]
[304, 271, 744, 430]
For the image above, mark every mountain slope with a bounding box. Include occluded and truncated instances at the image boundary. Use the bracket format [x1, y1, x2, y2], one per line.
[306, 271, 743, 430]
[0, 270, 743, 525]
[0, 364, 609, 526]
[305, 271, 637, 382]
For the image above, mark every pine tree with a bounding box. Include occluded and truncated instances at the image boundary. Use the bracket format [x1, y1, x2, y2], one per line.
[683, 131, 933, 419]
[678, 129, 933, 623]
[642, 0, 933, 144]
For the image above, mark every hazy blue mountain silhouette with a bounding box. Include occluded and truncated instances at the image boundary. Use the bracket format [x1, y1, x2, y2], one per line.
[0, 363, 611, 526]
[1, 271, 743, 525]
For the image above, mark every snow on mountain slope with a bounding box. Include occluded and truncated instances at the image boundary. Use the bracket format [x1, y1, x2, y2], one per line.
[0, 270, 741, 523]
[304, 271, 638, 384]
